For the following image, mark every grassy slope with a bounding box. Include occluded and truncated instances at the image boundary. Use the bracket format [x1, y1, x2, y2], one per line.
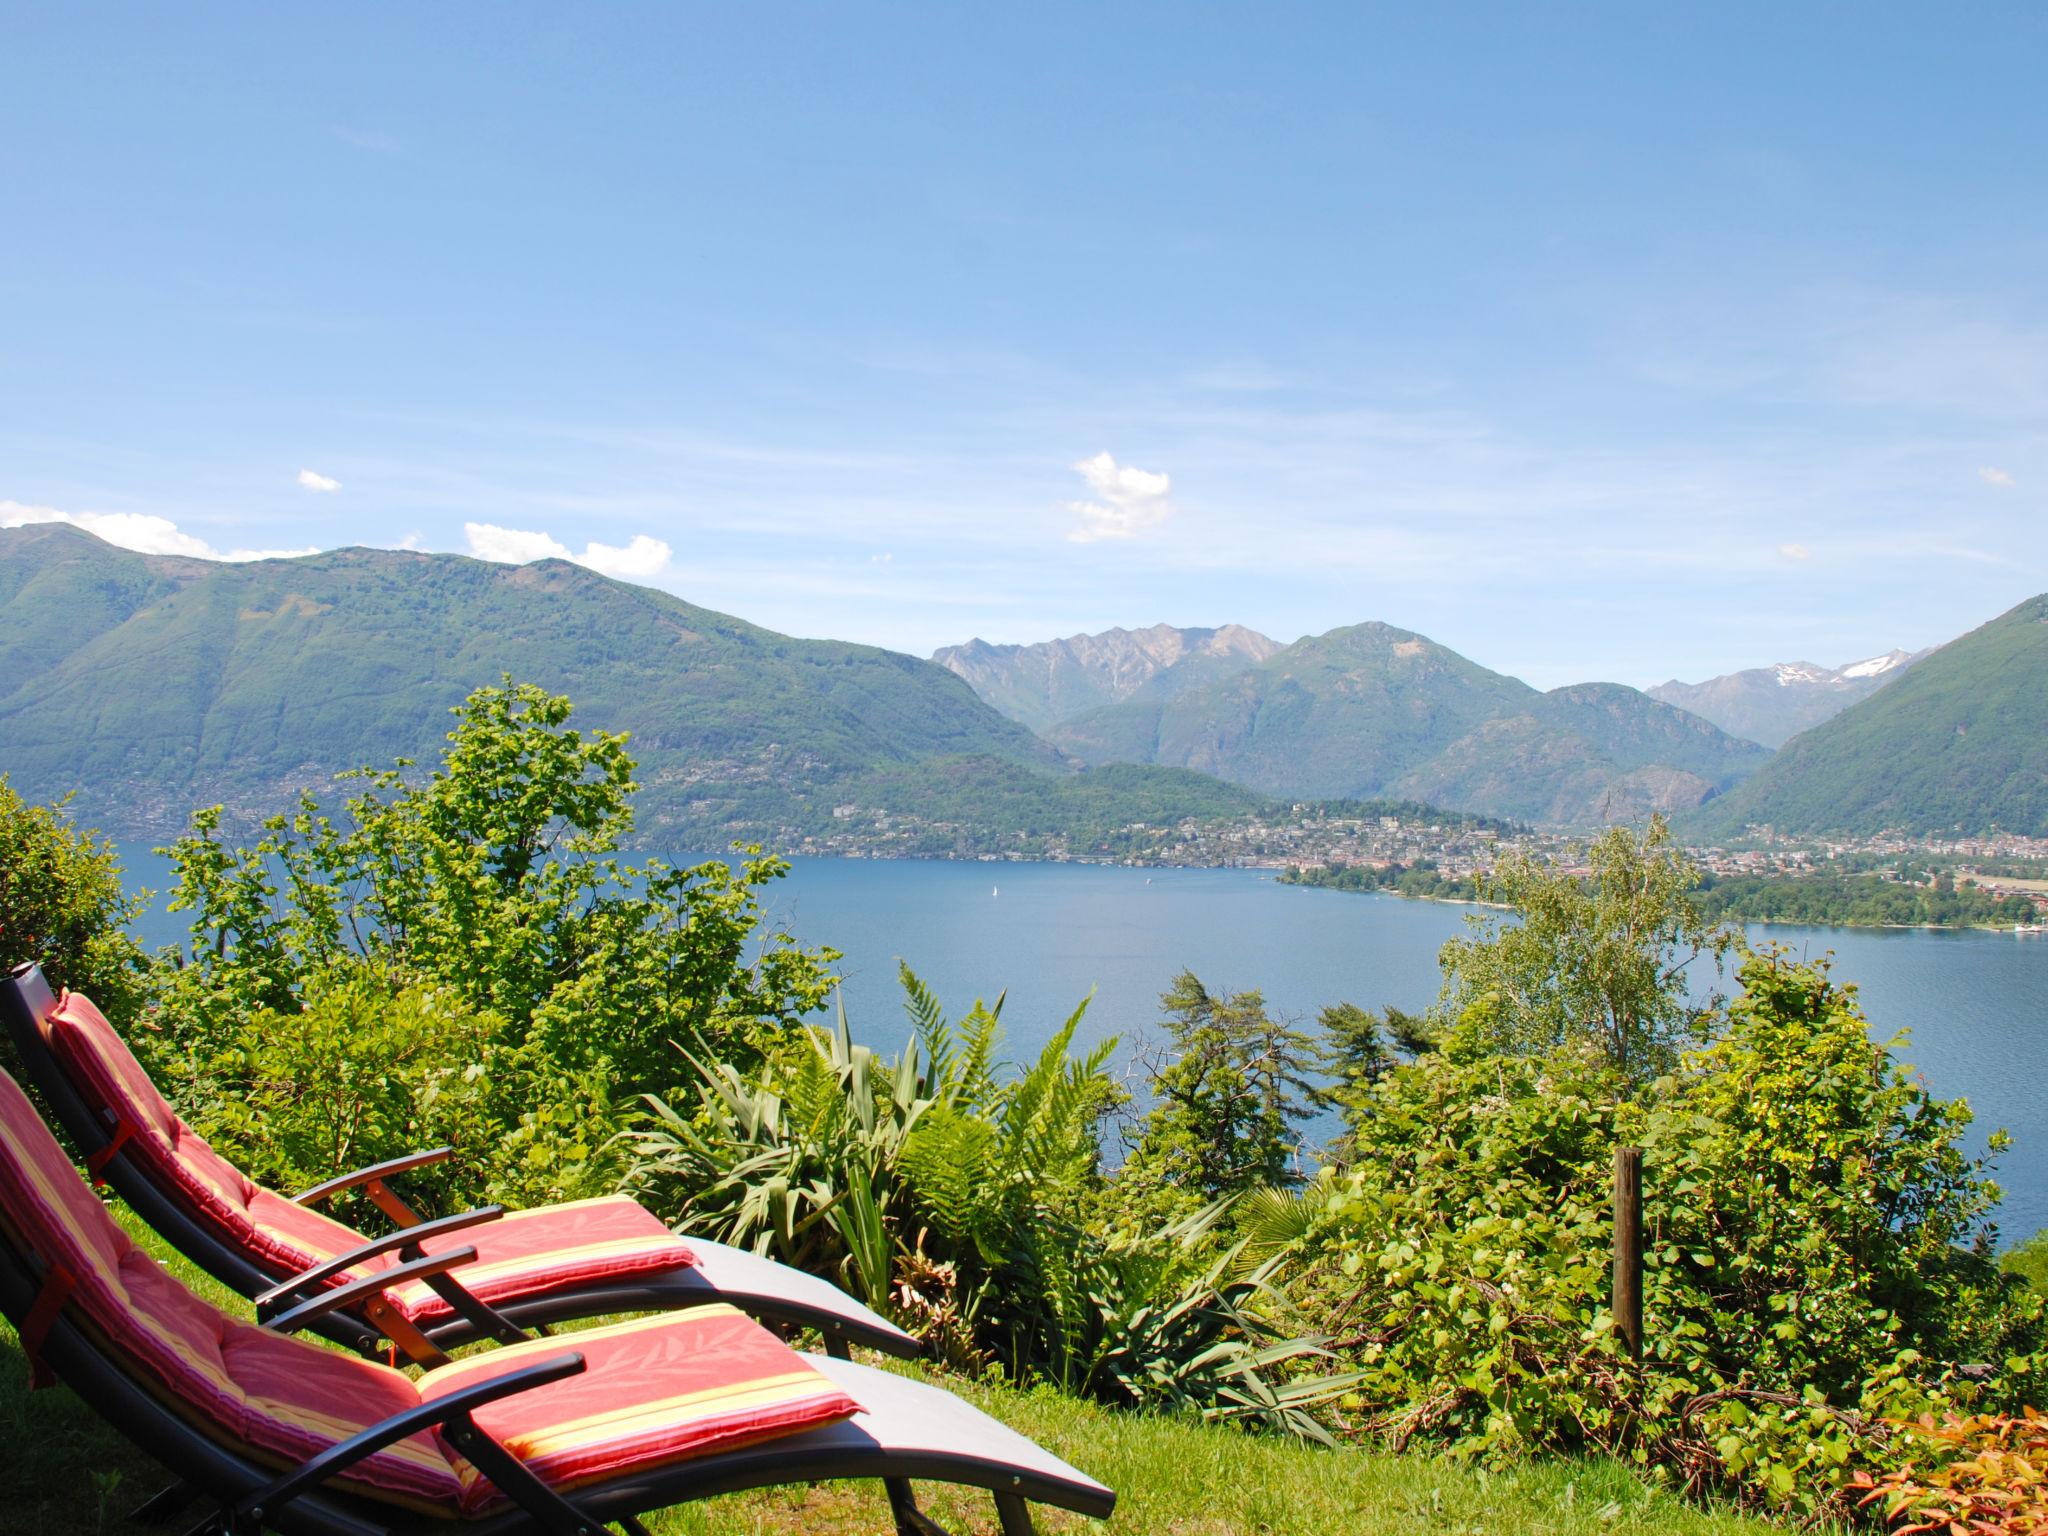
[1, 1207, 1790, 1536]
[1692, 593, 2048, 838]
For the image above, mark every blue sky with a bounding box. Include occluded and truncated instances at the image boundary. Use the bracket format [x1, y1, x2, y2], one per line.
[3, 4, 2043, 688]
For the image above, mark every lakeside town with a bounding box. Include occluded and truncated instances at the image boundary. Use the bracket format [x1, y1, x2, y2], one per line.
[782, 799, 2048, 920]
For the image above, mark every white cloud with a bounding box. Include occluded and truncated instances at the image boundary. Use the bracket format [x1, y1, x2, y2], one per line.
[1778, 543, 1812, 561]
[578, 534, 672, 579]
[1064, 451, 1174, 543]
[0, 501, 315, 562]
[296, 469, 341, 493]
[1979, 466, 2016, 488]
[463, 521, 673, 580]
[464, 522, 574, 563]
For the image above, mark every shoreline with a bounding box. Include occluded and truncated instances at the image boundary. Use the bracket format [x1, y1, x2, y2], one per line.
[1274, 872, 2038, 934]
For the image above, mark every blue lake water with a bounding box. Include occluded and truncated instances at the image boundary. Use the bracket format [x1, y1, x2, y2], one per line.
[116, 848, 2048, 1245]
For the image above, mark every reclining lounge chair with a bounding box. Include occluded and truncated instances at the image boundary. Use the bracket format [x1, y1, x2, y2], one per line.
[0, 1059, 1115, 1535]
[2, 964, 918, 1363]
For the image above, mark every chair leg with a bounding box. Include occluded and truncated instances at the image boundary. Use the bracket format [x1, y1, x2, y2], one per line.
[132, 1479, 197, 1523]
[825, 1332, 853, 1360]
[995, 1490, 1038, 1536]
[884, 1477, 954, 1535]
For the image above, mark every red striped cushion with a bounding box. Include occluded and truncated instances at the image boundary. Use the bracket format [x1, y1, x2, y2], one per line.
[43, 993, 696, 1320]
[372, 1197, 694, 1325]
[0, 1066, 862, 1514]
[0, 1067, 465, 1511]
[419, 1306, 861, 1512]
[42, 991, 366, 1274]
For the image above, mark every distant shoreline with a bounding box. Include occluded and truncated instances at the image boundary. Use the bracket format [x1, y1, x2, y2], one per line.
[1276, 868, 2038, 934]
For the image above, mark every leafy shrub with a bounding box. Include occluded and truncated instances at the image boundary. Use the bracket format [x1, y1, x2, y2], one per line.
[135, 680, 836, 1215]
[150, 680, 838, 1095]
[183, 961, 625, 1220]
[1851, 1410, 2048, 1534]
[0, 778, 149, 1029]
[2007, 1233, 2048, 1294]
[1281, 949, 2046, 1516]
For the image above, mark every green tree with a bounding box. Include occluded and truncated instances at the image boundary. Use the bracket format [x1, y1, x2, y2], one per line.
[0, 778, 149, 1029]
[153, 679, 840, 1097]
[1435, 815, 1732, 1081]
[1283, 948, 2043, 1516]
[1318, 1000, 1435, 1140]
[1122, 971, 1322, 1206]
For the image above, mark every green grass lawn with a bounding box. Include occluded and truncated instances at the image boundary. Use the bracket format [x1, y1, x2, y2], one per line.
[1, 1207, 1798, 1536]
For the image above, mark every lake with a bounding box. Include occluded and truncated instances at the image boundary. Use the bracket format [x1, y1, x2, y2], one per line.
[116, 848, 2048, 1245]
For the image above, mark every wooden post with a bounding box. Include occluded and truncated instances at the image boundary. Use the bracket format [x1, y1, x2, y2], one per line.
[1613, 1146, 1643, 1360]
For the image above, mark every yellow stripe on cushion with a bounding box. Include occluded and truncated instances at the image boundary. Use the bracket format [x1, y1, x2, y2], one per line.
[247, 1399, 456, 1477]
[504, 1373, 845, 1460]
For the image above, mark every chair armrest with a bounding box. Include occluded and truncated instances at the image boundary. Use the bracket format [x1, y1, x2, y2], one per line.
[262, 1248, 479, 1337]
[254, 1206, 506, 1319]
[291, 1146, 454, 1224]
[231, 1351, 592, 1535]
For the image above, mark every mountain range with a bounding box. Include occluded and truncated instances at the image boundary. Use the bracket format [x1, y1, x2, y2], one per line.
[6, 523, 2042, 842]
[933, 624, 1281, 734]
[1647, 650, 1919, 748]
[1688, 594, 2048, 839]
[0, 524, 1124, 843]
[1038, 623, 1770, 825]
[939, 621, 1770, 825]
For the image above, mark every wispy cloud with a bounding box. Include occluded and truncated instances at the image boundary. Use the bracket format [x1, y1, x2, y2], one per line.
[1, 501, 316, 562]
[1064, 451, 1174, 543]
[1778, 543, 1812, 561]
[1980, 466, 2016, 488]
[296, 468, 341, 493]
[462, 521, 674, 580]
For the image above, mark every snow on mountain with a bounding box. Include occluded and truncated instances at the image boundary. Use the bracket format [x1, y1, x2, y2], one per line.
[1839, 649, 1912, 680]
[1649, 649, 1923, 749]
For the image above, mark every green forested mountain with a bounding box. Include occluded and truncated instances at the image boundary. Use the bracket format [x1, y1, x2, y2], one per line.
[1688, 592, 2048, 838]
[0, 525, 1236, 844]
[1046, 621, 1769, 826]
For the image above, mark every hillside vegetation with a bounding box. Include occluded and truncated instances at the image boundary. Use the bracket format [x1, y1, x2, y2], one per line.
[0, 525, 1280, 848]
[1692, 593, 2048, 838]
